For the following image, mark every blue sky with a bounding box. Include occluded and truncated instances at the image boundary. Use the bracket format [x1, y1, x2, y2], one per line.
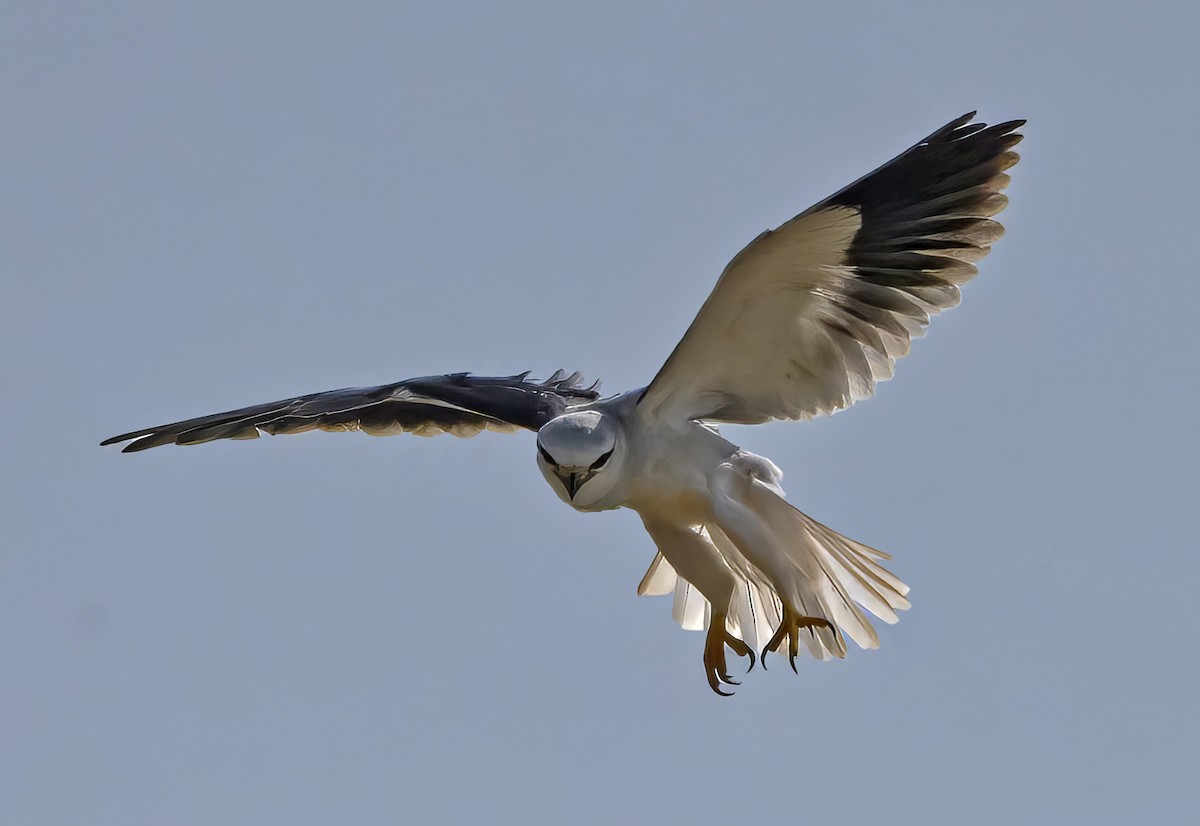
[4, 2, 1198, 823]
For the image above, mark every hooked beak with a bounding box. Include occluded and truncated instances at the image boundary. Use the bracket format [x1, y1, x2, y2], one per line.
[552, 468, 586, 500]
[562, 471, 580, 499]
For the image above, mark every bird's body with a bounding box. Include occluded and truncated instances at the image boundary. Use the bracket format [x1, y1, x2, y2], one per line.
[536, 390, 911, 689]
[103, 112, 1023, 693]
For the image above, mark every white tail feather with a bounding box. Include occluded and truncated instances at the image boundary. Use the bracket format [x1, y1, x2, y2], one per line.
[636, 552, 677, 597]
[710, 451, 910, 656]
[672, 580, 709, 631]
[727, 576, 782, 653]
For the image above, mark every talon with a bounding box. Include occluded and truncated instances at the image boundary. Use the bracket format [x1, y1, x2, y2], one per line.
[702, 613, 753, 695]
[706, 665, 735, 696]
[761, 606, 835, 673]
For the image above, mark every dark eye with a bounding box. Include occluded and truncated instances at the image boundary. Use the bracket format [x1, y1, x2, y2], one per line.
[591, 447, 614, 470]
[538, 444, 556, 465]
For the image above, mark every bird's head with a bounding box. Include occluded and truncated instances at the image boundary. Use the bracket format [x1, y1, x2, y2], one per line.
[536, 411, 623, 510]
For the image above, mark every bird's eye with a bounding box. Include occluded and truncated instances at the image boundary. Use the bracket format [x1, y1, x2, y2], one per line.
[538, 444, 556, 465]
[591, 447, 614, 470]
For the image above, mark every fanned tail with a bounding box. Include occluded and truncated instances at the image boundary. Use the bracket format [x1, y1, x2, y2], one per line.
[710, 451, 910, 660]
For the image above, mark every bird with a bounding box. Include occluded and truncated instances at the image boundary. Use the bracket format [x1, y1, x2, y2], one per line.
[103, 112, 1023, 695]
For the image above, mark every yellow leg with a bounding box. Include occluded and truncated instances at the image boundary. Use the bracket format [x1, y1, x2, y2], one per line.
[703, 612, 756, 696]
[761, 606, 839, 673]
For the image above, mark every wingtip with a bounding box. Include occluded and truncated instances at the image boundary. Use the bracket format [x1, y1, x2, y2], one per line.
[101, 430, 176, 452]
[119, 438, 160, 453]
[994, 117, 1028, 134]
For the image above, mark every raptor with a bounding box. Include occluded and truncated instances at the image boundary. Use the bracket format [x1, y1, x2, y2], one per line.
[103, 112, 1024, 694]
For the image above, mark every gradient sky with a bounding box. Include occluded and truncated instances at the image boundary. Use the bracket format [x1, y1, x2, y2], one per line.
[4, 2, 1198, 824]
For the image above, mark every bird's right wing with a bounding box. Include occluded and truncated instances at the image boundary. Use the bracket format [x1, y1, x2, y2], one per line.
[101, 370, 599, 452]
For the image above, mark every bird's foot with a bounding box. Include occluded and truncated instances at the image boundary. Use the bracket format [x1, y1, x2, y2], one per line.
[703, 613, 756, 696]
[761, 607, 836, 674]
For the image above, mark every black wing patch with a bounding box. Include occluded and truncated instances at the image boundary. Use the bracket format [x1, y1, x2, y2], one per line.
[101, 370, 600, 453]
[822, 111, 1024, 312]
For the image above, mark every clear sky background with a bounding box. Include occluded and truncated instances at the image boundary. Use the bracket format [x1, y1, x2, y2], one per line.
[4, 2, 1198, 824]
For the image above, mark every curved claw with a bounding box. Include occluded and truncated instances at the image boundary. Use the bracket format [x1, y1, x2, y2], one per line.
[705, 665, 735, 696]
[710, 680, 734, 697]
[760, 607, 835, 673]
[725, 633, 756, 673]
[702, 613, 755, 696]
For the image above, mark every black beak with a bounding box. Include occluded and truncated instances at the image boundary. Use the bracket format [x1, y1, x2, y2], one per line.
[564, 472, 579, 499]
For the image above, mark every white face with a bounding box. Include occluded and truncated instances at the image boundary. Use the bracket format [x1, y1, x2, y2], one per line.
[535, 411, 623, 511]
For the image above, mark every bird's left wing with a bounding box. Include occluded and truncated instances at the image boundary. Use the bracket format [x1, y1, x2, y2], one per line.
[101, 370, 599, 452]
[637, 113, 1023, 425]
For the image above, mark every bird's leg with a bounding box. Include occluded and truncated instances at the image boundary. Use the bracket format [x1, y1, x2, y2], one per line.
[761, 606, 837, 674]
[703, 612, 756, 697]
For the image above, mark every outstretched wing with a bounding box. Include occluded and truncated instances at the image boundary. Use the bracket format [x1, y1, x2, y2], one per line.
[101, 370, 600, 453]
[638, 112, 1023, 425]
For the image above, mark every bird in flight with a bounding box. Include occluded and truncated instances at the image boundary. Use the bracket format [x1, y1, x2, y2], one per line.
[103, 112, 1023, 695]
